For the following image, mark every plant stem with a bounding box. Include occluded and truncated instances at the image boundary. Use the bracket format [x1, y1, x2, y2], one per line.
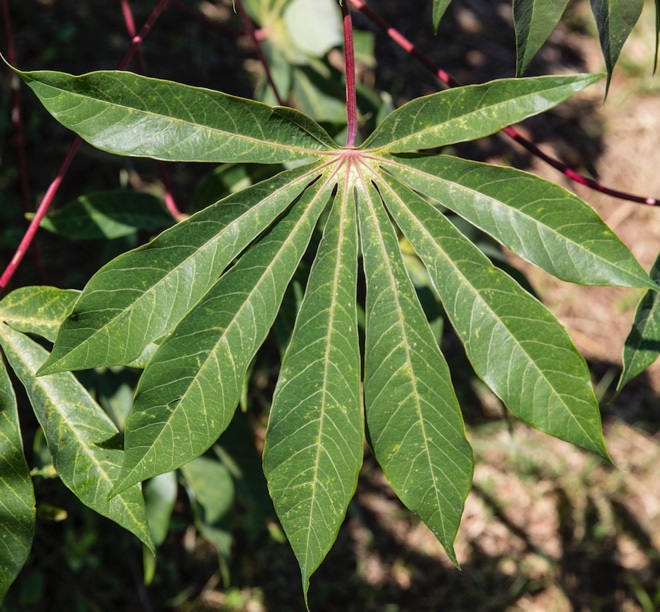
[347, 0, 658, 206]
[341, 2, 358, 148]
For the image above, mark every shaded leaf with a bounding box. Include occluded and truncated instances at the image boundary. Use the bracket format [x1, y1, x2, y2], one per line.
[37, 191, 174, 240]
[16, 68, 335, 163]
[264, 172, 363, 598]
[383, 155, 656, 288]
[433, 0, 453, 33]
[380, 173, 608, 457]
[513, 0, 570, 76]
[617, 255, 660, 392]
[144, 471, 177, 546]
[41, 165, 323, 373]
[111, 172, 335, 495]
[362, 74, 601, 153]
[0, 324, 153, 552]
[358, 178, 472, 563]
[0, 357, 35, 604]
[0, 287, 79, 342]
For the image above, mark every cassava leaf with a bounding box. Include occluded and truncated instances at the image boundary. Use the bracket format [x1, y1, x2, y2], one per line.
[110, 172, 335, 495]
[15, 67, 335, 163]
[362, 73, 601, 153]
[513, 0, 570, 76]
[358, 178, 473, 564]
[144, 471, 177, 546]
[0, 324, 153, 552]
[0, 357, 35, 604]
[0, 286, 79, 342]
[264, 171, 362, 599]
[40, 164, 324, 374]
[37, 191, 174, 240]
[379, 173, 609, 458]
[590, 0, 644, 90]
[617, 255, 660, 392]
[432, 0, 453, 33]
[382, 155, 656, 289]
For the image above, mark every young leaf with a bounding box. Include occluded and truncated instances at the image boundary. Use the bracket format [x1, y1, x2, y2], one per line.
[41, 165, 323, 373]
[0, 324, 154, 552]
[379, 173, 609, 458]
[37, 191, 174, 240]
[0, 357, 35, 604]
[358, 178, 473, 564]
[111, 172, 335, 495]
[432, 0, 453, 33]
[382, 155, 656, 289]
[590, 0, 644, 90]
[15, 68, 335, 163]
[0, 287, 79, 342]
[513, 0, 570, 77]
[617, 255, 660, 392]
[264, 171, 363, 598]
[362, 74, 601, 153]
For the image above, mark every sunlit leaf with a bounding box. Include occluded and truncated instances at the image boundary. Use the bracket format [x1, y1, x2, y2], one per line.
[0, 324, 153, 552]
[0, 357, 34, 604]
[264, 171, 362, 598]
[379, 173, 609, 458]
[358, 178, 473, 564]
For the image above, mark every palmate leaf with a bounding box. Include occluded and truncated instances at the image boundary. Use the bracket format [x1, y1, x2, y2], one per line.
[617, 255, 660, 392]
[590, 0, 645, 90]
[513, 0, 571, 76]
[358, 177, 473, 564]
[110, 171, 336, 495]
[0, 324, 153, 552]
[0, 357, 34, 604]
[263, 169, 362, 599]
[382, 155, 657, 289]
[379, 173, 608, 457]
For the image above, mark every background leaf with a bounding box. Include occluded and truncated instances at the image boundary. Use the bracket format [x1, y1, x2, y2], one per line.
[283, 0, 342, 56]
[264, 174, 363, 598]
[383, 155, 656, 289]
[17, 68, 336, 163]
[617, 255, 660, 392]
[0, 358, 35, 604]
[362, 74, 601, 152]
[380, 173, 609, 458]
[513, 0, 571, 76]
[111, 173, 335, 495]
[144, 471, 177, 547]
[432, 0, 454, 33]
[0, 324, 154, 552]
[358, 179, 473, 563]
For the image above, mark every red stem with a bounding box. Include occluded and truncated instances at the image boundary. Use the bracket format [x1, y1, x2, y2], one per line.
[0, 0, 171, 295]
[235, 0, 284, 105]
[347, 0, 658, 207]
[341, 2, 359, 148]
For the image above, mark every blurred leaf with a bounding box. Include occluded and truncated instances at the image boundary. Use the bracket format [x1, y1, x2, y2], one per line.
[513, 0, 570, 76]
[144, 471, 177, 546]
[283, 0, 342, 57]
[0, 324, 154, 552]
[0, 286, 79, 342]
[37, 191, 173, 240]
[617, 255, 660, 392]
[432, 0, 453, 33]
[0, 357, 35, 604]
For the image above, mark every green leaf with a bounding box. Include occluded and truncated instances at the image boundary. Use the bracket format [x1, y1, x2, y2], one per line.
[0, 286, 79, 342]
[264, 172, 363, 598]
[0, 357, 35, 604]
[40, 165, 323, 373]
[144, 472, 177, 546]
[655, 0, 660, 73]
[37, 191, 174, 240]
[617, 255, 660, 392]
[362, 74, 601, 153]
[383, 155, 656, 289]
[16, 68, 335, 163]
[432, 0, 453, 33]
[513, 0, 570, 76]
[358, 179, 473, 564]
[379, 173, 609, 458]
[283, 0, 342, 57]
[111, 172, 335, 495]
[0, 324, 154, 552]
[590, 0, 644, 90]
